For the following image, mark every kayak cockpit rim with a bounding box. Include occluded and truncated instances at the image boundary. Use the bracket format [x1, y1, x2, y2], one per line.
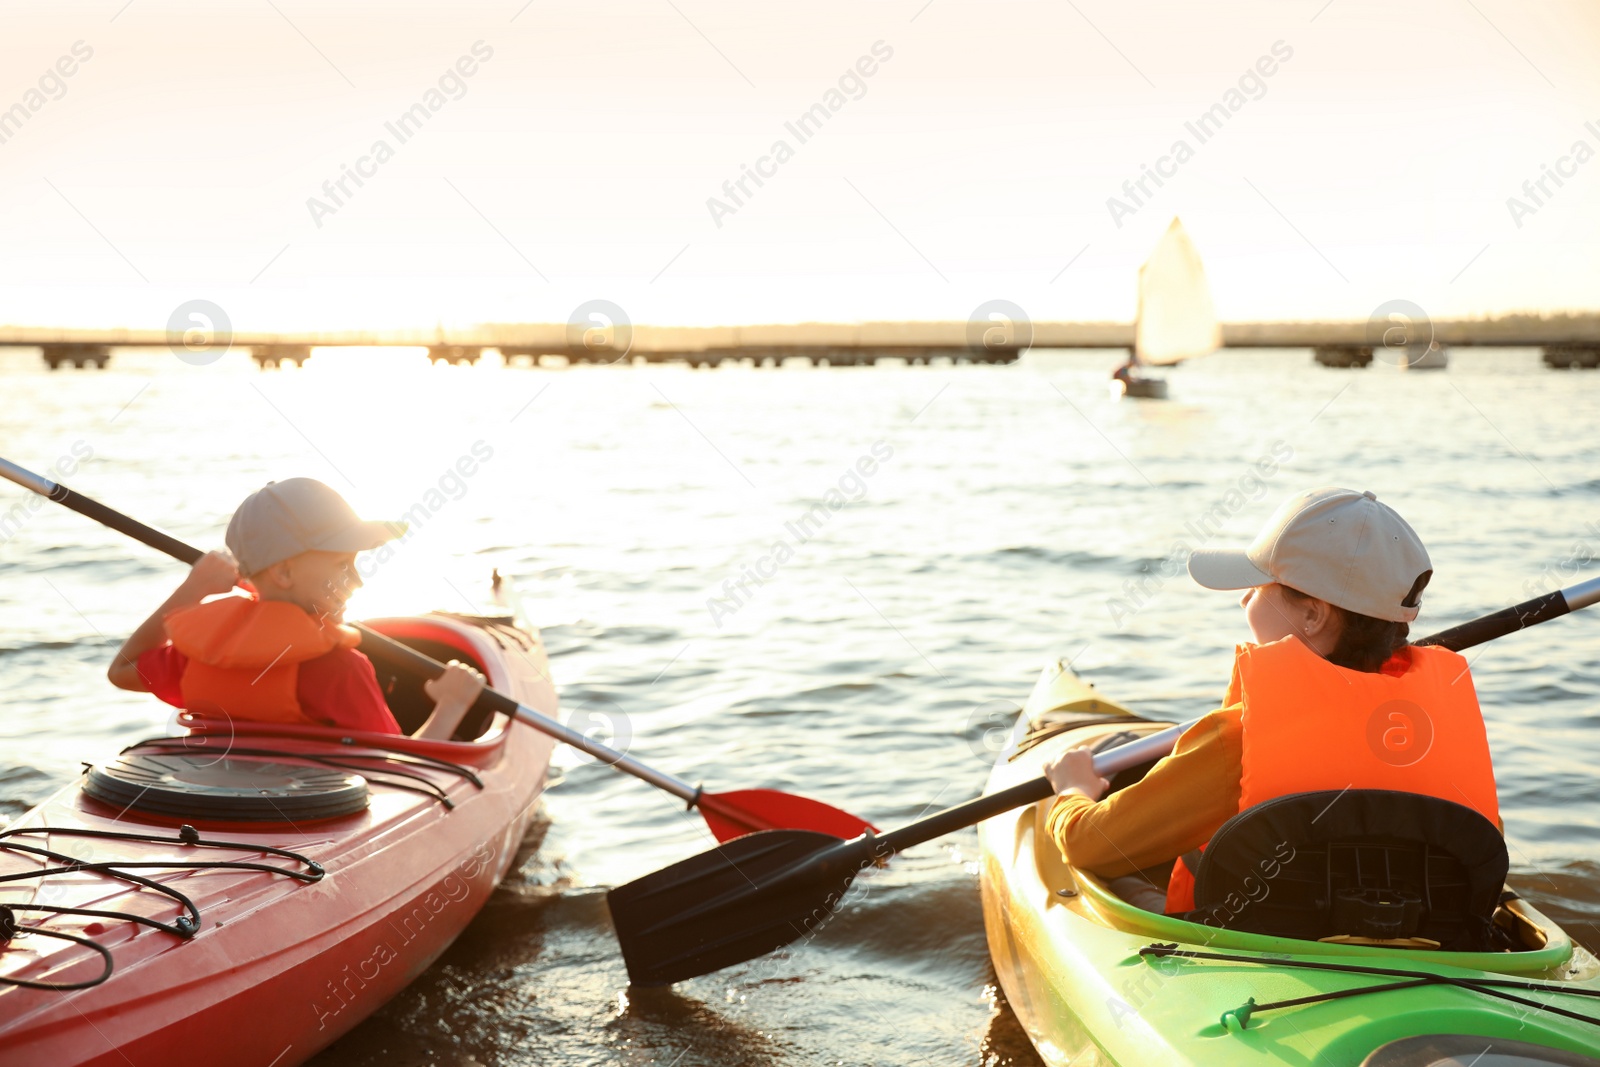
[1010, 706, 1586, 983]
[172, 712, 516, 760]
[1063, 859, 1581, 981]
[172, 612, 537, 755]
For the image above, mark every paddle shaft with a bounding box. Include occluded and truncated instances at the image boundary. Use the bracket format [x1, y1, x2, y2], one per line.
[1, 457, 203, 565]
[366, 637, 701, 800]
[876, 720, 1196, 856]
[0, 457, 704, 803]
[1415, 576, 1600, 652]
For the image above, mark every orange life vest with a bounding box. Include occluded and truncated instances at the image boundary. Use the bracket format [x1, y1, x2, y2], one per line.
[1164, 636, 1499, 913]
[164, 592, 362, 724]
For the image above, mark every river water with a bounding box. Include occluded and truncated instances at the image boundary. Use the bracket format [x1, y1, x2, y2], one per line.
[3, 345, 1598, 1065]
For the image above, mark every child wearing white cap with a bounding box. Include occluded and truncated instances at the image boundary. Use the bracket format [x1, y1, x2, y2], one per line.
[1040, 487, 1500, 916]
[109, 478, 485, 738]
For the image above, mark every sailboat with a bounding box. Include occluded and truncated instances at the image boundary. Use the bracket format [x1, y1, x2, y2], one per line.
[1113, 217, 1223, 400]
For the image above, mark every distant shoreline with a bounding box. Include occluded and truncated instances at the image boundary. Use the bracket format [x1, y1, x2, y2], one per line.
[3, 313, 1599, 353]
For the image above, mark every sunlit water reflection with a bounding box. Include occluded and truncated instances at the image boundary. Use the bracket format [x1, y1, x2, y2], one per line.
[3, 346, 1598, 1065]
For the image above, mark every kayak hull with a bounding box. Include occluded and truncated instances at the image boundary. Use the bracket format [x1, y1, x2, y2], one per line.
[0, 611, 558, 1067]
[979, 659, 1600, 1066]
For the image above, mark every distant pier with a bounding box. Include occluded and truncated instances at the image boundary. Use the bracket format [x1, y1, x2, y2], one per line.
[7, 317, 1600, 370]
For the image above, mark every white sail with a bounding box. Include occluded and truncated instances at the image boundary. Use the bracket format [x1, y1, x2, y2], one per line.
[1134, 218, 1222, 366]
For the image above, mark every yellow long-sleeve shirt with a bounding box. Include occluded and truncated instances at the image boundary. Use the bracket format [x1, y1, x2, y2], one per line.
[1043, 706, 1244, 879]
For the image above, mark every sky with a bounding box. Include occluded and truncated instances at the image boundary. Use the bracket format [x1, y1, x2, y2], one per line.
[0, 0, 1596, 332]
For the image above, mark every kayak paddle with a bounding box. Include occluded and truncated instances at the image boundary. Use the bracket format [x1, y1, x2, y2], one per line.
[0, 456, 875, 844]
[608, 575, 1600, 985]
[609, 724, 1191, 986]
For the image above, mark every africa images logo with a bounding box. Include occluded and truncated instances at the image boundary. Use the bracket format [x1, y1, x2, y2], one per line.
[1366, 699, 1434, 768]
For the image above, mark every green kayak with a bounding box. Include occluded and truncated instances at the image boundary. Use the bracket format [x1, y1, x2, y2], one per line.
[978, 659, 1600, 1066]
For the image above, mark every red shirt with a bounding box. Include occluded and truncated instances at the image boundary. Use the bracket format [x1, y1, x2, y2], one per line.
[137, 643, 402, 735]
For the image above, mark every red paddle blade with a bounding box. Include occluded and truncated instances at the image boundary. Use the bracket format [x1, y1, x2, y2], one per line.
[696, 788, 877, 843]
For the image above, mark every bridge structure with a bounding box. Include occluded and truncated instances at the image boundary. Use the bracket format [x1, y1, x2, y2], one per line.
[5, 318, 1600, 369]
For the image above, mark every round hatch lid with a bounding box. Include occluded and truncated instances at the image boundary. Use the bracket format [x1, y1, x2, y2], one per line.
[83, 753, 369, 822]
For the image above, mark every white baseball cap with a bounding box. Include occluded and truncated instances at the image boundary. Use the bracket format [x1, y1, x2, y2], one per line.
[1187, 487, 1433, 623]
[226, 478, 405, 576]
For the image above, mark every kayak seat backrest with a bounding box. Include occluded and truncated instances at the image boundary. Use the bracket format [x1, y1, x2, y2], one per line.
[1188, 789, 1508, 951]
[366, 633, 496, 740]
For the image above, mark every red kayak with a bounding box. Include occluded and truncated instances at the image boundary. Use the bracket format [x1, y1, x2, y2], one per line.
[0, 611, 558, 1067]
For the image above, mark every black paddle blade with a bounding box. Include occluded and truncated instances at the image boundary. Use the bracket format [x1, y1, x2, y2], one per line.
[607, 829, 878, 986]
